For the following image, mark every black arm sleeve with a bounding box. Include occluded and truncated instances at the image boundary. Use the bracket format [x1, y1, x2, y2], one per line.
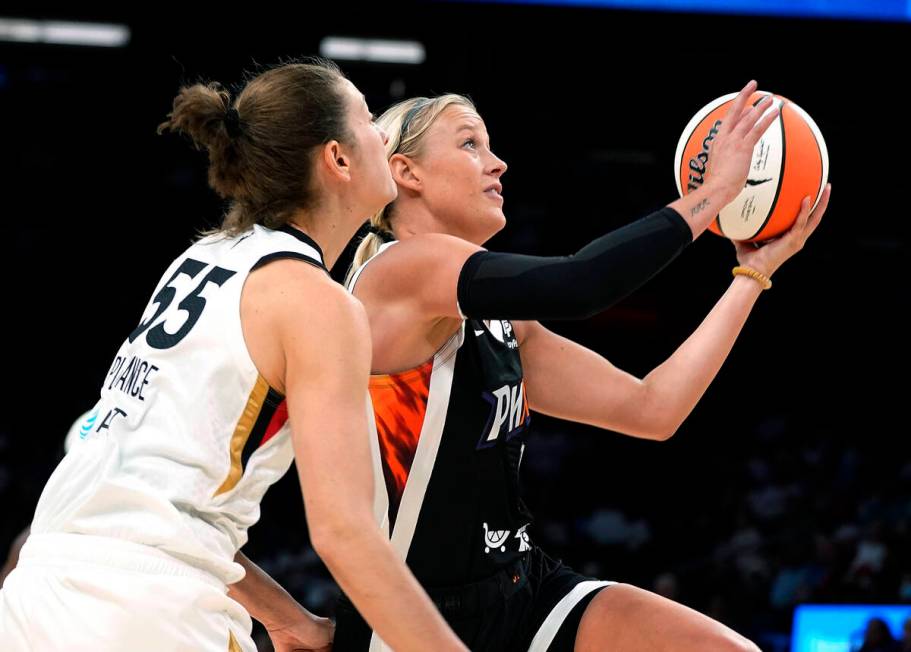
[456, 206, 692, 321]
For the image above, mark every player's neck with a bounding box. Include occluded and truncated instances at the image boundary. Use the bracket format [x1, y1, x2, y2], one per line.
[287, 205, 362, 271]
[392, 203, 455, 241]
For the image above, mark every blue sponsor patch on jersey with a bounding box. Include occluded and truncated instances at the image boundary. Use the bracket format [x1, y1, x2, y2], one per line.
[79, 409, 99, 440]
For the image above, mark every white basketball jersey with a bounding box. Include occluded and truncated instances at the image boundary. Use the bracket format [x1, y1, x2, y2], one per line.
[31, 224, 325, 583]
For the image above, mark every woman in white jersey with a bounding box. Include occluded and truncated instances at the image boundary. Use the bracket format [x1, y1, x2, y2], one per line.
[0, 59, 466, 652]
[335, 82, 831, 651]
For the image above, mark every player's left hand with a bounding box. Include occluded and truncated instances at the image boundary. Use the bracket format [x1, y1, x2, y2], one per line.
[267, 614, 334, 652]
[733, 183, 831, 277]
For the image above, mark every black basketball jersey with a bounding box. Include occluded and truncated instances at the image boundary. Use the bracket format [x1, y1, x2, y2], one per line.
[347, 246, 534, 588]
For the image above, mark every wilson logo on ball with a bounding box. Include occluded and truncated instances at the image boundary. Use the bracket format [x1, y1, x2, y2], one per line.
[686, 119, 722, 193]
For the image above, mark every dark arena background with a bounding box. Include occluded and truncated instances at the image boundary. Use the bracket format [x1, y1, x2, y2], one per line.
[1, 2, 908, 650]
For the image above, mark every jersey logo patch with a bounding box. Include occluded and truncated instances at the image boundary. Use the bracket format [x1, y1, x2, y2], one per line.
[79, 409, 99, 440]
[485, 320, 518, 349]
[483, 523, 510, 553]
[515, 524, 532, 552]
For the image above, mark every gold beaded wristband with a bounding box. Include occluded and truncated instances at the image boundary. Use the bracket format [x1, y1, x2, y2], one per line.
[732, 266, 772, 290]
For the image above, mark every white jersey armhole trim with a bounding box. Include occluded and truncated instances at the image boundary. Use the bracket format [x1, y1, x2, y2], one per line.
[365, 392, 390, 536]
[456, 299, 467, 321]
[227, 268, 261, 399]
[345, 241, 398, 293]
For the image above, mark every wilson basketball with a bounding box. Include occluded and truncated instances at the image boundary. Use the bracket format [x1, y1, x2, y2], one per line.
[674, 92, 828, 242]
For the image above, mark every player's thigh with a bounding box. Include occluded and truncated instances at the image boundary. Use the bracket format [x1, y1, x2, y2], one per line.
[575, 583, 759, 652]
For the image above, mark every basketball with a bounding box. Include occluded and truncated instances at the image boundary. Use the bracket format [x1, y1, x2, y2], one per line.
[674, 92, 828, 242]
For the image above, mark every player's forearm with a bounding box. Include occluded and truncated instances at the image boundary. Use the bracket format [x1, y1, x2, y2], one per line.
[312, 522, 467, 652]
[228, 551, 319, 634]
[643, 275, 763, 436]
[667, 181, 737, 239]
